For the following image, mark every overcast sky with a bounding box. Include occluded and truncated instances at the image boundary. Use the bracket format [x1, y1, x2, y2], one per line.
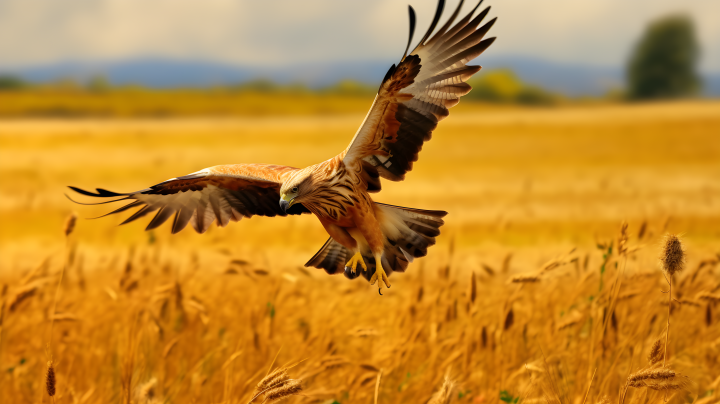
[1, 0, 719, 72]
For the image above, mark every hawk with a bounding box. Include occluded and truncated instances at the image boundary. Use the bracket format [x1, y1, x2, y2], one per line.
[69, 0, 496, 294]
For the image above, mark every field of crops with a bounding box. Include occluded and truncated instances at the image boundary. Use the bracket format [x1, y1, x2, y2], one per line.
[1, 100, 719, 403]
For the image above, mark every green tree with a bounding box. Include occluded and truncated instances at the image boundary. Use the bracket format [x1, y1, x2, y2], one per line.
[627, 15, 700, 100]
[466, 69, 558, 105]
[87, 75, 111, 93]
[0, 75, 26, 91]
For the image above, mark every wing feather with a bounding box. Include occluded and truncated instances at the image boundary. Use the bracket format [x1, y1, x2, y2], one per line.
[121, 205, 157, 225]
[146, 206, 176, 231]
[90, 200, 143, 219]
[69, 164, 310, 234]
[342, 0, 495, 184]
[172, 204, 195, 234]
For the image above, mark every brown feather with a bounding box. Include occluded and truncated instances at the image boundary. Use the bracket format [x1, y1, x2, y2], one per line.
[342, 1, 496, 188]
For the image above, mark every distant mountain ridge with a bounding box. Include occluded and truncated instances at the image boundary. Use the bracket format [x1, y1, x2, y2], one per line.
[2, 56, 719, 97]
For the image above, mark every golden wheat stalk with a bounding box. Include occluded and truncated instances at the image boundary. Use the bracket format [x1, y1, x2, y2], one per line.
[627, 367, 685, 390]
[581, 368, 597, 404]
[469, 271, 477, 304]
[557, 312, 583, 331]
[63, 212, 77, 237]
[647, 338, 664, 365]
[698, 291, 720, 303]
[8, 286, 37, 312]
[617, 221, 629, 255]
[249, 363, 304, 404]
[510, 273, 540, 283]
[373, 368, 383, 404]
[660, 233, 685, 367]
[504, 308, 514, 331]
[428, 376, 454, 404]
[255, 368, 289, 394]
[42, 212, 77, 402]
[263, 379, 302, 403]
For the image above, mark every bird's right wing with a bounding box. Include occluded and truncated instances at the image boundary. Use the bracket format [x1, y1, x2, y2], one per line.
[68, 164, 309, 234]
[342, 0, 495, 186]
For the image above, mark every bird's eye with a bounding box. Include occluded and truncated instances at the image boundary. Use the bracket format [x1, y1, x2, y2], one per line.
[291, 186, 299, 193]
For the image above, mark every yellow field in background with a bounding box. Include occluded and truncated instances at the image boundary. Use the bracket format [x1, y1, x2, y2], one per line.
[2, 100, 719, 251]
[0, 101, 719, 403]
[0, 89, 377, 118]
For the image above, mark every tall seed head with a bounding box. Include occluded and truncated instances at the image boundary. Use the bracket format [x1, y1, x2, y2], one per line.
[504, 308, 514, 331]
[46, 360, 56, 397]
[255, 367, 289, 394]
[263, 379, 302, 403]
[660, 234, 685, 277]
[618, 221, 629, 255]
[648, 338, 664, 365]
[64, 212, 77, 237]
[469, 271, 477, 304]
[627, 367, 688, 391]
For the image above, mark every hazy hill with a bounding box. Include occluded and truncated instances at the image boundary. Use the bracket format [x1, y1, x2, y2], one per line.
[3, 56, 719, 97]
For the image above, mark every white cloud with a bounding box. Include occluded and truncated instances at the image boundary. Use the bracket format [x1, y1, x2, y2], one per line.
[0, 0, 718, 71]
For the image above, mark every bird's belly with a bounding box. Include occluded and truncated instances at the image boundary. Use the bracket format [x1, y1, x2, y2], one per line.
[318, 202, 363, 228]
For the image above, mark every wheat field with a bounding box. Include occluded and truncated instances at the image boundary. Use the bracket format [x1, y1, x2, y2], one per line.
[1, 100, 719, 403]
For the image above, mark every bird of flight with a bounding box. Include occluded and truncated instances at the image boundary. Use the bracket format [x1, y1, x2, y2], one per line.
[69, 0, 496, 294]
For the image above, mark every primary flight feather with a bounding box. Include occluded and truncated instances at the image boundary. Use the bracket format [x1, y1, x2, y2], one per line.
[69, 0, 496, 294]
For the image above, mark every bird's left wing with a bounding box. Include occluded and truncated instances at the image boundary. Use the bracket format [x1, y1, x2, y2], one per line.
[68, 164, 309, 234]
[342, 0, 495, 186]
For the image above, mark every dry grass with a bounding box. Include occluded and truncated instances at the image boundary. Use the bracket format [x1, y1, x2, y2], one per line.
[0, 101, 719, 403]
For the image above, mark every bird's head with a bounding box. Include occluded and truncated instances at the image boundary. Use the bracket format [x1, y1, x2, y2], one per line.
[279, 172, 313, 213]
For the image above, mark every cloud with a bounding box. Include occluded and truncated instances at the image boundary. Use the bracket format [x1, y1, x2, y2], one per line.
[0, 0, 718, 71]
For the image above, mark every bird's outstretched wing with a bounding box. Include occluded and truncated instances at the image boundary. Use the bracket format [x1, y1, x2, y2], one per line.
[68, 164, 309, 234]
[343, 0, 495, 185]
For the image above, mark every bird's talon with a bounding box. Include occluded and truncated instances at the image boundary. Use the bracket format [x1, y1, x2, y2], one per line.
[370, 262, 390, 294]
[345, 252, 367, 274]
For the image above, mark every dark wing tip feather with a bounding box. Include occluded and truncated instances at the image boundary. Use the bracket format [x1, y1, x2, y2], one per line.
[68, 186, 128, 198]
[470, 0, 485, 15]
[145, 206, 175, 231]
[481, 36, 497, 48]
[474, 6, 491, 24]
[416, 0, 446, 48]
[402, 6, 417, 60]
[65, 193, 129, 206]
[477, 15, 497, 35]
[426, 0, 464, 45]
[89, 200, 144, 220]
[120, 205, 156, 226]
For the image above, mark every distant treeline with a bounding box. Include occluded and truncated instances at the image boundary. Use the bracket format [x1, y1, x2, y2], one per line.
[0, 68, 566, 118]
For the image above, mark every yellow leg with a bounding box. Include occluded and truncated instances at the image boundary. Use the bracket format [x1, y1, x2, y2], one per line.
[345, 251, 368, 274]
[370, 253, 391, 294]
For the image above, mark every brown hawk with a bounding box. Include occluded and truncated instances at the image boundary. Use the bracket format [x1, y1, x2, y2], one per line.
[69, 0, 496, 294]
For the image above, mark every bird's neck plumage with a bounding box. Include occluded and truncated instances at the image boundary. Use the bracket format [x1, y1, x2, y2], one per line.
[300, 155, 365, 221]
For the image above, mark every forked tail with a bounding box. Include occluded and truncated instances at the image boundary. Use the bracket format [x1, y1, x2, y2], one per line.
[305, 203, 447, 281]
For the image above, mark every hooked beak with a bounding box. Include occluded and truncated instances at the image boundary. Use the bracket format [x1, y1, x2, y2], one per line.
[279, 193, 295, 213]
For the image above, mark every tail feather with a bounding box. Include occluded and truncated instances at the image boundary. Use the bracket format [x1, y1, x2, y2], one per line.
[304, 237, 351, 276]
[305, 203, 446, 281]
